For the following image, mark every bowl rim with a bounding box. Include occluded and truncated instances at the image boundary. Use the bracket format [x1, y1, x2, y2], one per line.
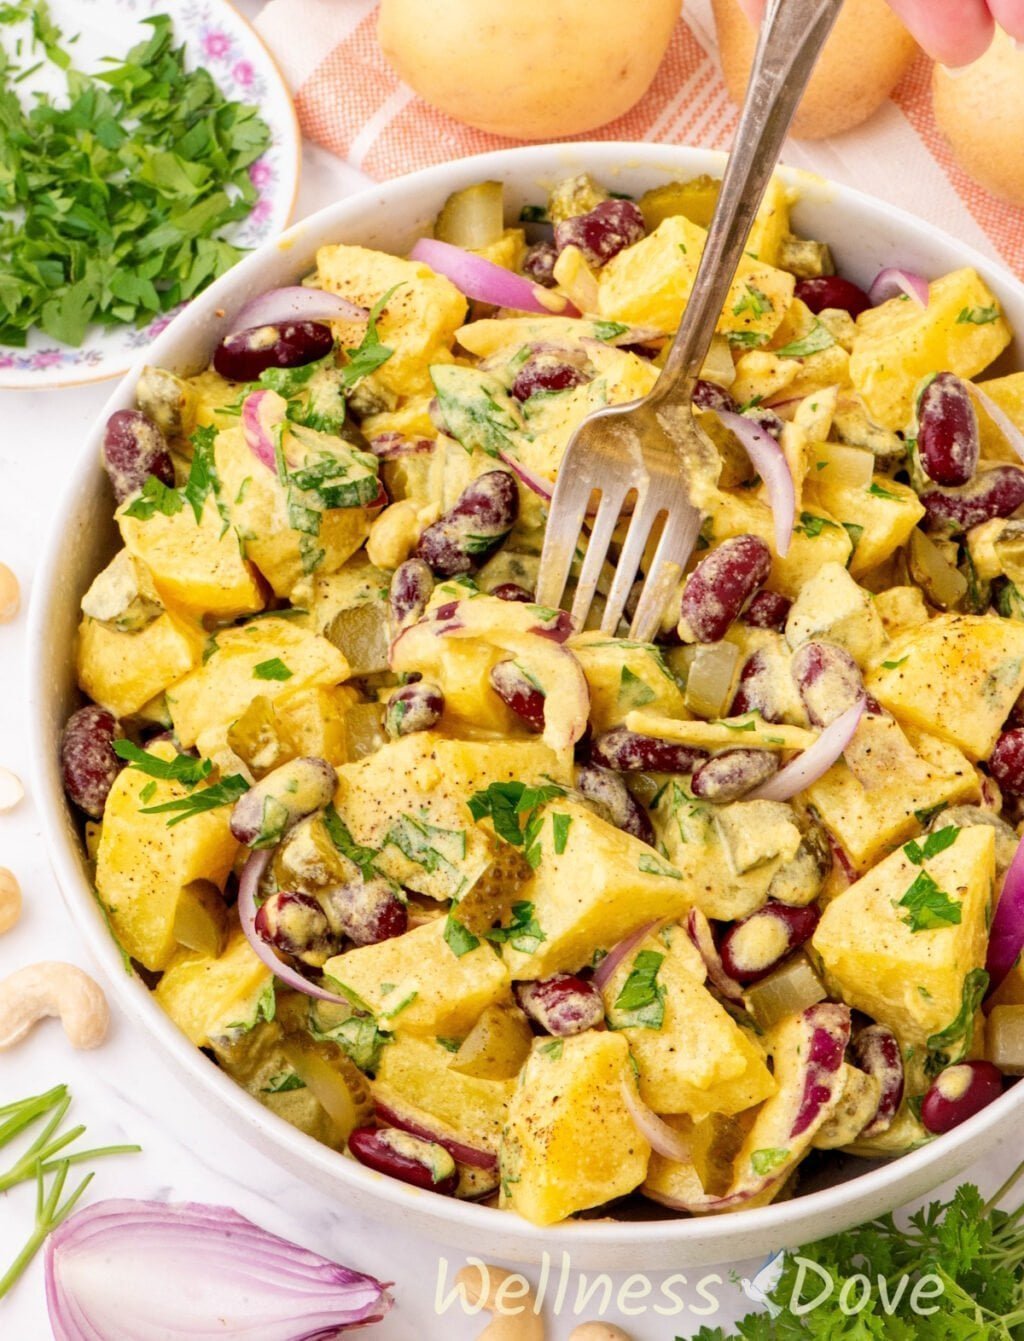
[29, 139, 1024, 1265]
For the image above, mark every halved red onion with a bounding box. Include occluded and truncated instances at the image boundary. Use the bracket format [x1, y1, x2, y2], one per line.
[374, 1101, 497, 1171]
[749, 697, 866, 802]
[620, 1081, 693, 1162]
[410, 238, 578, 317]
[965, 382, 1024, 466]
[868, 268, 929, 308]
[986, 831, 1024, 996]
[242, 389, 285, 473]
[713, 409, 795, 558]
[593, 921, 659, 992]
[45, 1199, 391, 1339]
[232, 285, 367, 331]
[237, 849, 349, 1006]
[686, 909, 745, 1006]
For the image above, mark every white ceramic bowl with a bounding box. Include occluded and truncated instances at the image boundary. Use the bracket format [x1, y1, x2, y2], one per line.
[29, 143, 1024, 1270]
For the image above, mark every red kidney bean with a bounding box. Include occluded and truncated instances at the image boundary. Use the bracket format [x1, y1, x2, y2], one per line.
[742, 590, 792, 632]
[414, 471, 519, 577]
[916, 372, 980, 487]
[920, 1060, 1003, 1135]
[920, 465, 1024, 534]
[730, 648, 788, 723]
[693, 380, 736, 413]
[491, 581, 533, 603]
[989, 728, 1024, 796]
[348, 1127, 458, 1194]
[103, 409, 174, 504]
[691, 748, 779, 802]
[575, 762, 655, 846]
[255, 891, 337, 967]
[590, 726, 707, 774]
[522, 241, 557, 287]
[213, 320, 333, 382]
[389, 558, 434, 630]
[553, 199, 646, 268]
[515, 974, 605, 1035]
[853, 1024, 905, 1139]
[791, 640, 865, 727]
[511, 355, 588, 403]
[794, 275, 871, 318]
[490, 659, 545, 732]
[61, 705, 124, 819]
[385, 682, 444, 738]
[320, 877, 408, 946]
[680, 535, 772, 643]
[230, 758, 337, 848]
[719, 902, 821, 984]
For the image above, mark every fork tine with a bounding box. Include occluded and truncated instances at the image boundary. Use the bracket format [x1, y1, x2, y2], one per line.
[535, 475, 592, 611]
[629, 497, 702, 643]
[570, 489, 628, 632]
[600, 484, 659, 635]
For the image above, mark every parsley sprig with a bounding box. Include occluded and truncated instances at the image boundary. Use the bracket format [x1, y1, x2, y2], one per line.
[112, 739, 211, 786]
[467, 780, 567, 869]
[0, 7, 271, 347]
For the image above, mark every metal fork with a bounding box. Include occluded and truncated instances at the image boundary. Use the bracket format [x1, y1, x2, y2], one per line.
[536, 0, 845, 642]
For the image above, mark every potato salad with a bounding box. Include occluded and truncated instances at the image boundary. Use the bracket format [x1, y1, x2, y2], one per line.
[62, 171, 1024, 1226]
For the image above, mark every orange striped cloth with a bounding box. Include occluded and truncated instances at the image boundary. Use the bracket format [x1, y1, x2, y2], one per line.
[255, 0, 1024, 281]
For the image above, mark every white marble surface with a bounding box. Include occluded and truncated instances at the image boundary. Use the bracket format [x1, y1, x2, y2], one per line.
[0, 7, 1018, 1336]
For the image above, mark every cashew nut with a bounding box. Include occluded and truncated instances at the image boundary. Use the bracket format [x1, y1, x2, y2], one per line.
[0, 962, 110, 1050]
[569, 1325, 634, 1341]
[0, 562, 19, 624]
[0, 867, 21, 935]
[455, 1262, 545, 1341]
[0, 767, 23, 813]
[367, 500, 421, 570]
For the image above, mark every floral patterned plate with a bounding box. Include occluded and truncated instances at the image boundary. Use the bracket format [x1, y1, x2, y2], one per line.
[0, 0, 301, 390]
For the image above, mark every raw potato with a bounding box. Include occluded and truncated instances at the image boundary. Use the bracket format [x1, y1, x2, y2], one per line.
[713, 0, 917, 140]
[933, 30, 1024, 207]
[378, 0, 679, 140]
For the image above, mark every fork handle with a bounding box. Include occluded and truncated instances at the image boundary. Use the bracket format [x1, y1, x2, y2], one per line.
[653, 0, 845, 402]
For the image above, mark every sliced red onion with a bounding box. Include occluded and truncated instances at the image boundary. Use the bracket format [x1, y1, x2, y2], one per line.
[496, 450, 554, 502]
[868, 267, 929, 308]
[375, 1101, 497, 1171]
[410, 238, 578, 317]
[749, 697, 866, 802]
[713, 409, 795, 558]
[853, 1025, 905, 1139]
[686, 909, 745, 1006]
[237, 849, 349, 1006]
[620, 1081, 693, 1162]
[233, 285, 367, 331]
[965, 382, 1024, 466]
[593, 921, 658, 992]
[986, 830, 1024, 996]
[45, 1199, 391, 1339]
[368, 432, 435, 460]
[242, 389, 285, 473]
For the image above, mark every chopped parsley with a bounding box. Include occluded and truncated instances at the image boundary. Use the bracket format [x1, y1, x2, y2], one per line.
[867, 481, 903, 501]
[956, 305, 1000, 325]
[113, 740, 212, 786]
[592, 320, 629, 342]
[618, 665, 657, 710]
[732, 285, 772, 319]
[638, 852, 683, 880]
[903, 825, 960, 866]
[443, 915, 480, 958]
[436, 1036, 463, 1054]
[775, 321, 836, 359]
[551, 812, 572, 856]
[140, 773, 250, 827]
[795, 511, 840, 539]
[261, 1073, 305, 1094]
[122, 475, 183, 521]
[926, 968, 990, 1072]
[898, 870, 962, 932]
[486, 901, 546, 954]
[750, 1147, 790, 1176]
[323, 804, 378, 877]
[467, 780, 567, 866]
[539, 1040, 564, 1060]
[252, 657, 293, 682]
[726, 330, 769, 349]
[882, 655, 909, 670]
[338, 285, 399, 390]
[611, 950, 666, 1030]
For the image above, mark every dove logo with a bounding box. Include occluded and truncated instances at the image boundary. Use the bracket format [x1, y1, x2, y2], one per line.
[739, 1252, 784, 1317]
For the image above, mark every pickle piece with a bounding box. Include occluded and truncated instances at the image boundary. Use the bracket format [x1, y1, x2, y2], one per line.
[173, 879, 229, 958]
[281, 1030, 375, 1142]
[435, 182, 505, 250]
[449, 1004, 534, 1081]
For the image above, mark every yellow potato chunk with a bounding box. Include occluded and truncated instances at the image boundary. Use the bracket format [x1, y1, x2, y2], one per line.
[805, 722, 979, 872]
[976, 372, 1024, 463]
[705, 489, 852, 598]
[500, 1032, 650, 1225]
[850, 268, 1011, 429]
[96, 742, 240, 971]
[323, 920, 510, 1037]
[168, 617, 348, 749]
[866, 613, 1024, 760]
[375, 1034, 515, 1152]
[119, 496, 264, 621]
[812, 824, 993, 1045]
[77, 611, 204, 720]
[315, 245, 467, 398]
[597, 215, 795, 342]
[500, 802, 693, 979]
[784, 561, 887, 667]
[154, 922, 273, 1047]
[274, 685, 361, 766]
[803, 472, 924, 577]
[600, 926, 775, 1119]
[571, 632, 689, 734]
